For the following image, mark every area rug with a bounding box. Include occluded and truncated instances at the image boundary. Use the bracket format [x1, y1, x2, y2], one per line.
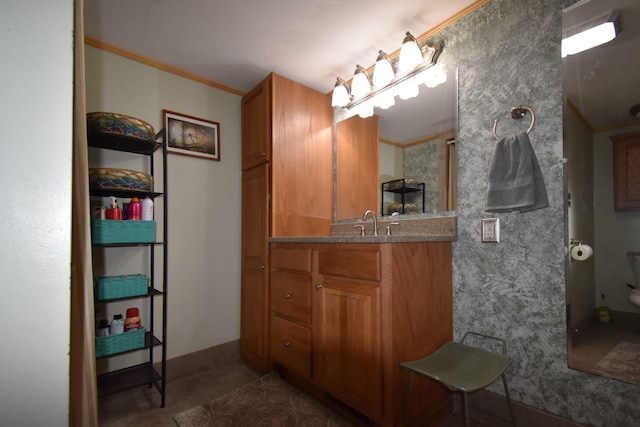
[593, 342, 640, 384]
[174, 371, 354, 426]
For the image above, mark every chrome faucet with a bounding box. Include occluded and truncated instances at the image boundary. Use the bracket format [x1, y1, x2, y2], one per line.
[362, 209, 378, 236]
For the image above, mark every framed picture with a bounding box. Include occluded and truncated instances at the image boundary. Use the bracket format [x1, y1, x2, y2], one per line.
[163, 110, 220, 161]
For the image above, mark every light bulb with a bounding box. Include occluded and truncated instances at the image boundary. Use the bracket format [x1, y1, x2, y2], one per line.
[372, 50, 394, 87]
[351, 65, 372, 99]
[331, 78, 350, 107]
[398, 32, 423, 73]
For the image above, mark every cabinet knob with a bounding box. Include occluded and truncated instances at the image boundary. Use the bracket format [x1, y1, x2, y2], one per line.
[284, 342, 291, 347]
[261, 152, 266, 156]
[260, 264, 265, 269]
[315, 284, 323, 290]
[284, 293, 291, 299]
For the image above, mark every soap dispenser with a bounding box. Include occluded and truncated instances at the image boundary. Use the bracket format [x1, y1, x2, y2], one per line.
[105, 196, 123, 220]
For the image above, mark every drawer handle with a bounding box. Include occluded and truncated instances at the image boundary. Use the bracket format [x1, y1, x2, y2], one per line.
[284, 342, 291, 347]
[315, 284, 323, 290]
[284, 293, 291, 299]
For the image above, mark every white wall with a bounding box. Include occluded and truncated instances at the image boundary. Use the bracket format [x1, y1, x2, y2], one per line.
[0, 1, 72, 426]
[84, 46, 243, 368]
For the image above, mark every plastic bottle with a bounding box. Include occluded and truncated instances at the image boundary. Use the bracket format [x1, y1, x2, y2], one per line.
[106, 196, 123, 220]
[124, 307, 141, 332]
[127, 197, 141, 220]
[96, 319, 110, 337]
[141, 196, 154, 221]
[110, 314, 124, 335]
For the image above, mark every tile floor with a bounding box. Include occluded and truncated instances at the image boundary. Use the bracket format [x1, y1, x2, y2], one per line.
[98, 359, 476, 426]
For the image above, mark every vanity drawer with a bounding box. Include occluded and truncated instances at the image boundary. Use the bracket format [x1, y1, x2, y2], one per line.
[317, 247, 381, 282]
[270, 270, 311, 323]
[270, 315, 311, 378]
[271, 245, 312, 272]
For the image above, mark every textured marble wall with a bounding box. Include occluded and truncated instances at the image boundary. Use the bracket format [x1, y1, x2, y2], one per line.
[434, 0, 640, 425]
[404, 141, 440, 210]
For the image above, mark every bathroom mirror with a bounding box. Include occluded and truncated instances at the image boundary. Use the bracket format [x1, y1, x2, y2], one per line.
[564, 0, 640, 384]
[334, 66, 458, 221]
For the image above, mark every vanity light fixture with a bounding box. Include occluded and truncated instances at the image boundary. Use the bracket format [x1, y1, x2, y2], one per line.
[331, 77, 350, 108]
[372, 50, 395, 87]
[330, 30, 442, 117]
[562, 10, 620, 58]
[351, 65, 372, 99]
[398, 31, 424, 72]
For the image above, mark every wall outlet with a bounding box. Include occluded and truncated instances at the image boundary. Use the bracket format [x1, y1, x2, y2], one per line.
[481, 218, 500, 243]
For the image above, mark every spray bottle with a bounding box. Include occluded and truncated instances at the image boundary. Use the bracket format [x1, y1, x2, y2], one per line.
[141, 195, 154, 221]
[127, 197, 141, 220]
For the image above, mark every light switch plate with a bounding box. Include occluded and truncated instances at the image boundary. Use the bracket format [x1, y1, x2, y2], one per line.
[481, 218, 500, 243]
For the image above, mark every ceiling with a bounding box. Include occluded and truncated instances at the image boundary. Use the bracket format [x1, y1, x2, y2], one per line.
[83, 0, 479, 95]
[84, 0, 640, 133]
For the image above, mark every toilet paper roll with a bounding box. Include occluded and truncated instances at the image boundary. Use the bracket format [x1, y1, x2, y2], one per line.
[571, 244, 593, 261]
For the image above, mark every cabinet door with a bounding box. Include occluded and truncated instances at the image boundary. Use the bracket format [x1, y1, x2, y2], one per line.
[240, 164, 270, 371]
[313, 277, 382, 421]
[612, 131, 640, 211]
[336, 114, 379, 220]
[242, 75, 271, 171]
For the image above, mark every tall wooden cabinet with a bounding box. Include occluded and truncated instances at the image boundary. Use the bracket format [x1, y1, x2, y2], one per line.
[270, 241, 453, 426]
[240, 73, 333, 372]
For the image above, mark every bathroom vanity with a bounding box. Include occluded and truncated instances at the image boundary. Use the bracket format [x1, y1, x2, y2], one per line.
[269, 239, 453, 426]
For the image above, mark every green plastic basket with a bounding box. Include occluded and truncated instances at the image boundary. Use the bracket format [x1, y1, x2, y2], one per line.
[95, 328, 145, 357]
[92, 220, 156, 244]
[95, 274, 148, 300]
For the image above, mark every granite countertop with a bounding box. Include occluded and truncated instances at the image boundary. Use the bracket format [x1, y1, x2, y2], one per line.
[269, 234, 455, 243]
[269, 215, 457, 243]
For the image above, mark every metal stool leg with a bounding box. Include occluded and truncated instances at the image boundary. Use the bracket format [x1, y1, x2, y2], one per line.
[461, 392, 470, 427]
[404, 371, 415, 427]
[501, 374, 516, 426]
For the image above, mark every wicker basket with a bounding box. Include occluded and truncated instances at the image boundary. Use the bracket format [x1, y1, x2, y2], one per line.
[95, 328, 146, 357]
[388, 203, 418, 215]
[87, 112, 155, 141]
[95, 274, 148, 300]
[92, 220, 156, 244]
[89, 168, 153, 193]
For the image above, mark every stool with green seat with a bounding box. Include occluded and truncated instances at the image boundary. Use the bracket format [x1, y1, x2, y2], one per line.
[400, 331, 516, 426]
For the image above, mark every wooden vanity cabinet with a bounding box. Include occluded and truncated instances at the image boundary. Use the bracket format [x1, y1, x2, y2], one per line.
[270, 241, 453, 426]
[240, 73, 333, 372]
[611, 131, 640, 211]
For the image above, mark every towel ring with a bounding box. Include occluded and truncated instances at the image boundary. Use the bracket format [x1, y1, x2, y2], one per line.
[492, 106, 535, 140]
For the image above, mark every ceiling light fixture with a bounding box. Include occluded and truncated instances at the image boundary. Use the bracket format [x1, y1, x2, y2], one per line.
[330, 31, 442, 118]
[562, 10, 621, 58]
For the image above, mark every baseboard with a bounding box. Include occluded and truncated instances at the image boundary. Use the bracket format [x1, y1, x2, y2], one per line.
[158, 339, 241, 382]
[465, 390, 586, 427]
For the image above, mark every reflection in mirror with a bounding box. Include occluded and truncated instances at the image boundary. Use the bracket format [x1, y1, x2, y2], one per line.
[564, 0, 640, 385]
[335, 67, 458, 221]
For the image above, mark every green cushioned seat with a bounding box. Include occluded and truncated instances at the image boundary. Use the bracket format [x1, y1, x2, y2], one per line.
[400, 332, 516, 427]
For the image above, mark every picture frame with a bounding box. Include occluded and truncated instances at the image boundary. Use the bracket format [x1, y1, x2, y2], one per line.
[163, 110, 220, 161]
